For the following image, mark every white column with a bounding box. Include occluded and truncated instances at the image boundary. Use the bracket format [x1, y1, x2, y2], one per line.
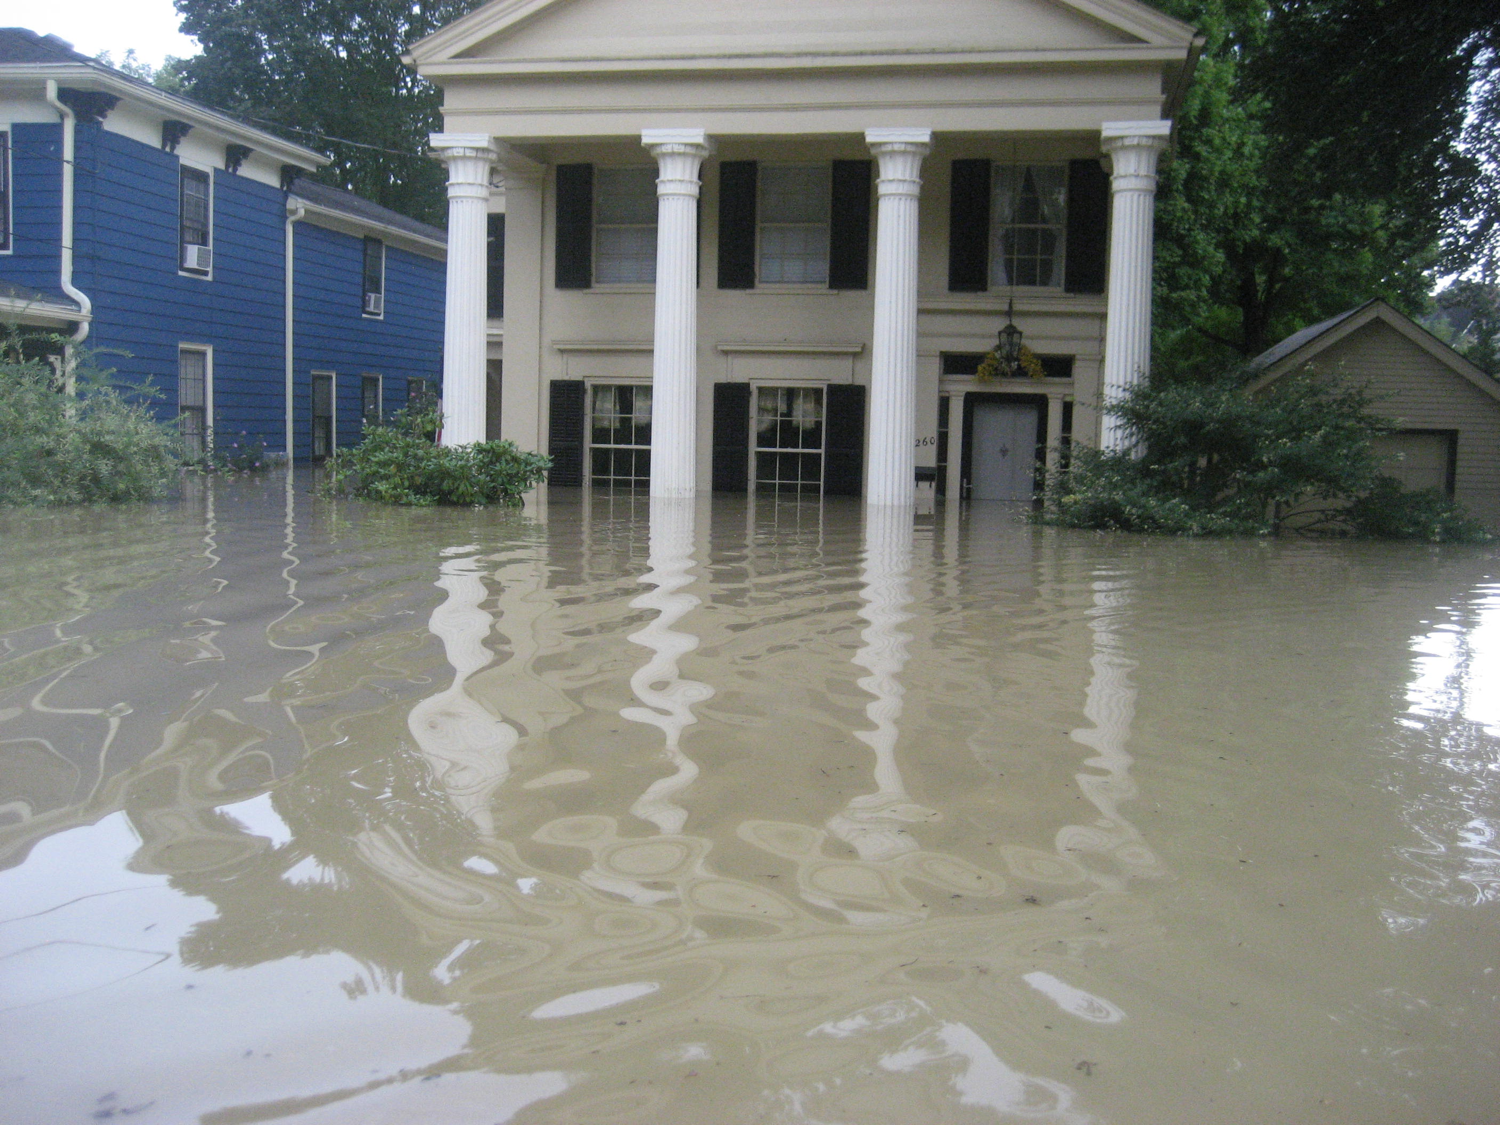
[431, 133, 497, 447]
[1100, 120, 1171, 452]
[865, 128, 932, 507]
[642, 129, 713, 498]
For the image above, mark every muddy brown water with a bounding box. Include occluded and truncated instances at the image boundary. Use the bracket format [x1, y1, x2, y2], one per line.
[0, 472, 1496, 1125]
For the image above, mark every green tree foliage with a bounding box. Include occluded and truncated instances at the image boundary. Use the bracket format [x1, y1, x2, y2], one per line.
[0, 336, 182, 505]
[326, 403, 551, 506]
[1150, 0, 1434, 374]
[1430, 280, 1500, 376]
[171, 0, 485, 225]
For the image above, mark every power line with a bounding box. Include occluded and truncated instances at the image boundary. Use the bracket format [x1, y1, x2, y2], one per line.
[231, 113, 431, 160]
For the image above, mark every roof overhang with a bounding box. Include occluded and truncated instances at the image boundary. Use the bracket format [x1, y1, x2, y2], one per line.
[0, 63, 328, 170]
[287, 197, 447, 259]
[0, 294, 90, 328]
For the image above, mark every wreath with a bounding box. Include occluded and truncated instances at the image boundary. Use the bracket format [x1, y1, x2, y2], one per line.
[975, 344, 1045, 382]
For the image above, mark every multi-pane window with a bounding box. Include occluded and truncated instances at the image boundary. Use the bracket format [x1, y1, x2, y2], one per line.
[178, 347, 209, 459]
[990, 164, 1066, 288]
[594, 167, 657, 284]
[362, 237, 385, 316]
[0, 131, 11, 253]
[361, 375, 381, 427]
[759, 165, 831, 284]
[311, 372, 334, 460]
[755, 385, 824, 494]
[179, 167, 211, 273]
[589, 384, 651, 487]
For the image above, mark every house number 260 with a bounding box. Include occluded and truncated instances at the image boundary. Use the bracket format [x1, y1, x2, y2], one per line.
[915, 436, 936, 446]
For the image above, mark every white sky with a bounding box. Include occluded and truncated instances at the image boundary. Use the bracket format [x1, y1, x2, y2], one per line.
[0, 0, 199, 68]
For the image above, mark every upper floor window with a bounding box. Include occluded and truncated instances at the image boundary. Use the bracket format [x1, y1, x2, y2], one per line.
[0, 130, 11, 253]
[362, 237, 385, 316]
[594, 166, 657, 284]
[487, 213, 505, 318]
[361, 374, 382, 426]
[179, 166, 211, 274]
[990, 164, 1066, 289]
[758, 165, 831, 285]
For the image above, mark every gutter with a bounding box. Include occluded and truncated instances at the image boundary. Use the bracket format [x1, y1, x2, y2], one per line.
[44, 80, 91, 346]
[285, 201, 306, 464]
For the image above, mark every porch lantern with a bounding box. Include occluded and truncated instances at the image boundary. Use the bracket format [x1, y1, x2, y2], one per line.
[996, 301, 1024, 377]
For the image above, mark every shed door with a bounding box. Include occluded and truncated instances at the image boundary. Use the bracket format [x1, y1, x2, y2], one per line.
[1373, 431, 1455, 495]
[970, 401, 1038, 500]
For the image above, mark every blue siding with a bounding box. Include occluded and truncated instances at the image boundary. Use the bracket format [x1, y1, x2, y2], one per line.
[1, 104, 445, 463]
[292, 222, 444, 459]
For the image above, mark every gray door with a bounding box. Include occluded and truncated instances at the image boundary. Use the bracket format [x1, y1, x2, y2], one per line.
[970, 401, 1039, 500]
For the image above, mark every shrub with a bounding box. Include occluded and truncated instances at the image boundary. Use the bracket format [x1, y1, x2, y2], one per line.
[1041, 374, 1491, 541]
[325, 403, 550, 506]
[0, 336, 181, 505]
[193, 430, 272, 474]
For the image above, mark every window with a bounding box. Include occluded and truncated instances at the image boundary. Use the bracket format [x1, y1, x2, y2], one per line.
[178, 347, 209, 459]
[179, 166, 211, 274]
[362, 237, 385, 316]
[311, 372, 334, 460]
[589, 384, 651, 487]
[361, 375, 381, 428]
[407, 376, 432, 410]
[991, 164, 1066, 288]
[0, 130, 11, 253]
[755, 385, 824, 494]
[758, 165, 831, 284]
[487, 213, 505, 318]
[594, 167, 657, 284]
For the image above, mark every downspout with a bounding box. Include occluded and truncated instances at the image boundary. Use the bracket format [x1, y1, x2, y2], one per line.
[44, 80, 91, 349]
[285, 201, 305, 465]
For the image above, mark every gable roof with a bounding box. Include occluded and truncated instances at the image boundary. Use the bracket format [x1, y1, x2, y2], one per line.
[0, 27, 327, 170]
[406, 0, 1199, 72]
[1247, 299, 1500, 405]
[289, 180, 447, 255]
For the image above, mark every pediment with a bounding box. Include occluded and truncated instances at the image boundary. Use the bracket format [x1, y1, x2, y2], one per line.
[411, 0, 1197, 67]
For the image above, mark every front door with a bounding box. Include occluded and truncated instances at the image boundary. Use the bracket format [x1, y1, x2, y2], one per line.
[970, 400, 1039, 501]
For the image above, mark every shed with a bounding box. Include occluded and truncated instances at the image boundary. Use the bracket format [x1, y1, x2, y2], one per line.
[1247, 300, 1500, 529]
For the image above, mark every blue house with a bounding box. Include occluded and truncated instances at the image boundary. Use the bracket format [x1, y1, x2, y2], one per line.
[0, 27, 446, 462]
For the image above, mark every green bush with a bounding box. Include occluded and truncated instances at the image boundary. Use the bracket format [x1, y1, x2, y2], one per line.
[325, 403, 550, 506]
[0, 336, 181, 505]
[1042, 374, 1491, 541]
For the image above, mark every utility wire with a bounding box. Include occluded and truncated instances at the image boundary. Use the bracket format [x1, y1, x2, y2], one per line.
[230, 112, 430, 160]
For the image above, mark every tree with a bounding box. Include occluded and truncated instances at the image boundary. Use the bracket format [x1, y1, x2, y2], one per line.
[1430, 280, 1500, 375]
[171, 0, 485, 225]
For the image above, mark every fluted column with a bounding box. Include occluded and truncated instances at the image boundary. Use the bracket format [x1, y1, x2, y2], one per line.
[431, 133, 497, 447]
[865, 128, 931, 507]
[642, 129, 713, 498]
[1100, 121, 1171, 451]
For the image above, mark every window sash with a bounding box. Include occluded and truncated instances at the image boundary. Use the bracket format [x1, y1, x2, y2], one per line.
[178, 349, 208, 458]
[754, 385, 824, 493]
[180, 168, 210, 249]
[363, 237, 384, 298]
[361, 375, 381, 421]
[0, 131, 10, 252]
[595, 167, 657, 284]
[990, 164, 1066, 289]
[759, 165, 831, 285]
[589, 384, 652, 487]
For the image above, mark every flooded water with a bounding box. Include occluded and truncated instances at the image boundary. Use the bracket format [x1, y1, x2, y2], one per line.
[1, 472, 1497, 1125]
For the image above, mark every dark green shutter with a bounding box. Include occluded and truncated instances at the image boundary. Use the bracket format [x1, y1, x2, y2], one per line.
[555, 164, 593, 290]
[828, 160, 872, 290]
[717, 161, 757, 289]
[486, 213, 505, 318]
[548, 380, 586, 485]
[947, 159, 991, 292]
[712, 382, 751, 492]
[823, 383, 866, 496]
[1064, 158, 1109, 295]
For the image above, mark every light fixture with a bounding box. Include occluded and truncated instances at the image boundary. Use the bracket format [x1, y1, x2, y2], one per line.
[995, 298, 1024, 378]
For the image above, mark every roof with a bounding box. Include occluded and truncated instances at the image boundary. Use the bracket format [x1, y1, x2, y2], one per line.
[0, 280, 90, 326]
[0, 27, 328, 170]
[1246, 298, 1500, 405]
[289, 180, 446, 247]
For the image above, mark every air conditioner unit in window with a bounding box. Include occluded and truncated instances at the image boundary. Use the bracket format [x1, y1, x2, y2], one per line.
[363, 292, 384, 316]
[182, 244, 212, 272]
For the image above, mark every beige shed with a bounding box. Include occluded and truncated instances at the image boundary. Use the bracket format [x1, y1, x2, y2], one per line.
[1247, 300, 1500, 529]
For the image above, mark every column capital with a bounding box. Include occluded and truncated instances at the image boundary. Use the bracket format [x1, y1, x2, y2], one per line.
[641, 128, 714, 158]
[1101, 121, 1170, 190]
[430, 132, 498, 164]
[864, 127, 933, 154]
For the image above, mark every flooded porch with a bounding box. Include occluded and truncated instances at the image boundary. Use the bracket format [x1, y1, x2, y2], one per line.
[1, 474, 1496, 1124]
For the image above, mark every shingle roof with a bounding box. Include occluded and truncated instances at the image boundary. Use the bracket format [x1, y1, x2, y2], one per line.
[289, 179, 447, 245]
[0, 27, 93, 65]
[0, 280, 80, 311]
[1246, 301, 1375, 374]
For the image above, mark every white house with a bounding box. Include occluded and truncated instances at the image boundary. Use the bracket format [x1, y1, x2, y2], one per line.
[405, 0, 1201, 503]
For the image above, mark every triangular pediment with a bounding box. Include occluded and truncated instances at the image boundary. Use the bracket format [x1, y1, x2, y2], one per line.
[410, 0, 1197, 66]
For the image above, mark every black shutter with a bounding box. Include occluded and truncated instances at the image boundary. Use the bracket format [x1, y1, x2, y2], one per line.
[828, 160, 871, 290]
[547, 380, 586, 486]
[486, 213, 505, 318]
[711, 382, 751, 492]
[823, 383, 866, 496]
[717, 161, 757, 289]
[947, 159, 991, 292]
[1064, 158, 1109, 295]
[555, 163, 593, 290]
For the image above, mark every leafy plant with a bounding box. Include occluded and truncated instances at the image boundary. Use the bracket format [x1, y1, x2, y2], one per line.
[325, 402, 550, 506]
[0, 335, 181, 505]
[191, 430, 273, 474]
[1040, 373, 1492, 541]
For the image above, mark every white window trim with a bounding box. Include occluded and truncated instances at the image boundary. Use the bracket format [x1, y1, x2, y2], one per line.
[362, 238, 386, 319]
[756, 163, 832, 288]
[585, 378, 653, 487]
[593, 165, 658, 288]
[178, 344, 213, 456]
[0, 127, 12, 256]
[311, 369, 336, 457]
[178, 161, 214, 280]
[361, 373, 383, 423]
[989, 162, 1067, 292]
[751, 380, 828, 494]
